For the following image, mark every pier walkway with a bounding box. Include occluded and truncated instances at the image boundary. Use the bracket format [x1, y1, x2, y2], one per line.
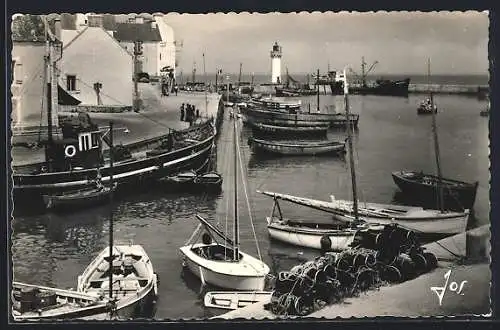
[12, 83, 221, 167]
[215, 225, 490, 319]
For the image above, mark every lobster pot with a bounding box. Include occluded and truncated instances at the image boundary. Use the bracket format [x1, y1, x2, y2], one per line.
[466, 228, 490, 263]
[34, 291, 58, 310]
[19, 287, 38, 313]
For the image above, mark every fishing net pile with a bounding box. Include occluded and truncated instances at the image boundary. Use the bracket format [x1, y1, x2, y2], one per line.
[264, 224, 438, 316]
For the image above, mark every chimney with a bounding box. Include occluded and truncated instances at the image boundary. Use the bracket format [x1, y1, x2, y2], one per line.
[151, 21, 157, 29]
[54, 18, 61, 40]
[88, 14, 103, 28]
[135, 16, 144, 24]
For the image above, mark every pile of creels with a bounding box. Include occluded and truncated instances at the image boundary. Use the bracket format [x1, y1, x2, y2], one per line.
[265, 224, 438, 316]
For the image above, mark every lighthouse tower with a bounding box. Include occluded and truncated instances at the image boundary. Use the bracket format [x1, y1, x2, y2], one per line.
[270, 41, 282, 84]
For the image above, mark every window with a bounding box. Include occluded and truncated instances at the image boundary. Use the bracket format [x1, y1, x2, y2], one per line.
[67, 75, 77, 91]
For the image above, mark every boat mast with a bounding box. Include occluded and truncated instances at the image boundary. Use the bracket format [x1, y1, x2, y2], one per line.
[203, 53, 208, 117]
[316, 69, 320, 112]
[238, 63, 242, 91]
[361, 56, 366, 87]
[428, 58, 444, 211]
[108, 121, 115, 299]
[42, 18, 51, 167]
[344, 70, 359, 223]
[233, 118, 239, 261]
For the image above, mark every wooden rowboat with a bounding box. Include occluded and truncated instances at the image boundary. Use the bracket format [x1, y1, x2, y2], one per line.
[12, 282, 110, 321]
[194, 172, 223, 192]
[248, 138, 346, 156]
[249, 122, 328, 138]
[77, 244, 159, 320]
[43, 183, 117, 211]
[204, 291, 273, 310]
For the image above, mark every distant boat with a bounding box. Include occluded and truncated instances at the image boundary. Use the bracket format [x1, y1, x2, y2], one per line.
[204, 291, 273, 310]
[330, 57, 410, 97]
[12, 282, 110, 320]
[417, 62, 438, 115]
[179, 119, 269, 291]
[275, 69, 317, 97]
[248, 138, 346, 156]
[249, 122, 329, 138]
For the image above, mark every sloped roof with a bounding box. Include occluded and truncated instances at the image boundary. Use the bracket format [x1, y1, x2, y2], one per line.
[114, 23, 162, 42]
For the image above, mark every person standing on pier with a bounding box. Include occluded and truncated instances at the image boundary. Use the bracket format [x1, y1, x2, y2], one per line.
[174, 84, 178, 96]
[180, 103, 185, 121]
[196, 109, 200, 118]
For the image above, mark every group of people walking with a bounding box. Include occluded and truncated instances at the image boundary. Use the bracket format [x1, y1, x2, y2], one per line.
[180, 103, 200, 126]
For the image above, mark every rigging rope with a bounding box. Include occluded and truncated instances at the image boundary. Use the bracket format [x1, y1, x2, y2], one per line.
[235, 119, 263, 261]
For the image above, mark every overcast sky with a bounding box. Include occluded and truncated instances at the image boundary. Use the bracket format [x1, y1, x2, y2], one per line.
[163, 11, 489, 76]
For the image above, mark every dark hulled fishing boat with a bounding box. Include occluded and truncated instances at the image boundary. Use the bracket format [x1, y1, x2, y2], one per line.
[330, 57, 410, 97]
[350, 78, 411, 97]
[391, 171, 478, 211]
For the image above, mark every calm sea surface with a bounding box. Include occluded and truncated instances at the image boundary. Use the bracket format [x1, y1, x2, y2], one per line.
[11, 93, 490, 319]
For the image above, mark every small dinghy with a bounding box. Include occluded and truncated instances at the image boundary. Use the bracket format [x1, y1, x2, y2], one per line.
[12, 282, 110, 320]
[194, 172, 223, 192]
[248, 138, 346, 156]
[160, 170, 197, 186]
[204, 291, 273, 310]
[77, 244, 159, 320]
[43, 183, 116, 211]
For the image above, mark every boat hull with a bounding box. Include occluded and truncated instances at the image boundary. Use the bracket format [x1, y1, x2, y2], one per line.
[391, 171, 478, 210]
[240, 107, 359, 128]
[249, 122, 328, 138]
[347, 78, 411, 97]
[179, 244, 269, 291]
[249, 138, 346, 156]
[266, 218, 359, 251]
[330, 210, 469, 235]
[42, 186, 114, 211]
[204, 291, 273, 310]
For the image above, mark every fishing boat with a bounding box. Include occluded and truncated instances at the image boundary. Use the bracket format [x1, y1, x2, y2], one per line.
[248, 138, 346, 156]
[204, 291, 273, 310]
[12, 282, 110, 321]
[250, 97, 302, 111]
[393, 59, 479, 211]
[77, 122, 158, 320]
[193, 172, 223, 192]
[332, 57, 410, 97]
[42, 182, 117, 211]
[13, 32, 215, 206]
[77, 244, 159, 319]
[417, 62, 438, 115]
[391, 171, 478, 211]
[179, 118, 270, 291]
[275, 69, 317, 97]
[249, 122, 329, 138]
[417, 100, 438, 115]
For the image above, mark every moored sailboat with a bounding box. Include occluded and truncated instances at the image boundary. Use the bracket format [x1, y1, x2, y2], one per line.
[394, 59, 478, 211]
[179, 117, 270, 290]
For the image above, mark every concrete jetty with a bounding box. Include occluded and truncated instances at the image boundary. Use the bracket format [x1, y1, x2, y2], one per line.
[214, 224, 491, 319]
[12, 83, 221, 168]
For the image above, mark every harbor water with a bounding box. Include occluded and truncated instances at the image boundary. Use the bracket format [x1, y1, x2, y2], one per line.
[11, 92, 490, 319]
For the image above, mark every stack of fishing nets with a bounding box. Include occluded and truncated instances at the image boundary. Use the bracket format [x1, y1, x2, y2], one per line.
[265, 224, 438, 316]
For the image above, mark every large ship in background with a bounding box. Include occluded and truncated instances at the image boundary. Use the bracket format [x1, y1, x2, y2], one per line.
[329, 57, 411, 97]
